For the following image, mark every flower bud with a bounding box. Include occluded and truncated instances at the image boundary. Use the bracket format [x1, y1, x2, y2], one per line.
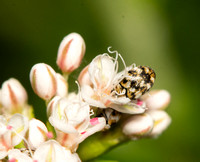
[122, 114, 153, 139]
[28, 119, 48, 150]
[56, 33, 86, 73]
[1, 78, 27, 110]
[30, 63, 57, 100]
[147, 110, 171, 137]
[56, 73, 68, 97]
[141, 90, 171, 110]
[78, 65, 92, 86]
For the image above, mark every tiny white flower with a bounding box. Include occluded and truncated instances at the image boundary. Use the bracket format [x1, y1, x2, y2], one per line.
[48, 93, 106, 151]
[0, 114, 29, 159]
[49, 93, 90, 134]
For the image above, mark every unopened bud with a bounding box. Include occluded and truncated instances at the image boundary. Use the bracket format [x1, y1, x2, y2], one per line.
[122, 114, 153, 139]
[141, 90, 171, 110]
[56, 73, 68, 97]
[56, 33, 86, 73]
[30, 63, 57, 100]
[1, 78, 27, 110]
[78, 65, 92, 86]
[28, 119, 48, 150]
[147, 110, 171, 137]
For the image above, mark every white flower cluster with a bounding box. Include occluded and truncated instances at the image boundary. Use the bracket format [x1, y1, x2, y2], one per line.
[0, 33, 171, 161]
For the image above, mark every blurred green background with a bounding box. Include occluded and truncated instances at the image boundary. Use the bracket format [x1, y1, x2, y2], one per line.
[0, 0, 199, 161]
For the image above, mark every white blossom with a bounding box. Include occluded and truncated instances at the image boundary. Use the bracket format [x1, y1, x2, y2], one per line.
[49, 93, 106, 151]
[0, 114, 29, 159]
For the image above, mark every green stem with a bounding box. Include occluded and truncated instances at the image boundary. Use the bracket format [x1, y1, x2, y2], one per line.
[77, 126, 128, 161]
[63, 72, 69, 82]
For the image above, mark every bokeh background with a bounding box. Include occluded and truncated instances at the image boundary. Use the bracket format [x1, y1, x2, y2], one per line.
[0, 0, 199, 161]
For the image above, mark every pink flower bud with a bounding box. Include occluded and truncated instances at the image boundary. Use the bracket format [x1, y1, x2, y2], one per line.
[30, 63, 57, 100]
[1, 78, 27, 109]
[147, 110, 171, 137]
[78, 65, 92, 86]
[55, 73, 68, 97]
[141, 90, 171, 110]
[122, 114, 154, 139]
[56, 33, 86, 73]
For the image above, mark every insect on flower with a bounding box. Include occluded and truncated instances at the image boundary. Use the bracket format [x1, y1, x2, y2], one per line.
[111, 65, 156, 100]
[96, 108, 121, 129]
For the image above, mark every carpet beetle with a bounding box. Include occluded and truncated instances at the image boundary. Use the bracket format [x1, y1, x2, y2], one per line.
[112, 66, 156, 100]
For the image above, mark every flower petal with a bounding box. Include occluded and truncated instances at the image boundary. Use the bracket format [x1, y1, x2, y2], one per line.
[8, 114, 29, 146]
[49, 116, 77, 133]
[0, 116, 7, 135]
[81, 85, 106, 108]
[78, 117, 106, 143]
[147, 110, 171, 137]
[8, 149, 32, 162]
[28, 119, 48, 150]
[78, 65, 92, 86]
[34, 140, 73, 162]
[0, 150, 8, 160]
[55, 73, 68, 97]
[109, 102, 146, 114]
[0, 131, 11, 159]
[56, 131, 79, 152]
[88, 54, 117, 89]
